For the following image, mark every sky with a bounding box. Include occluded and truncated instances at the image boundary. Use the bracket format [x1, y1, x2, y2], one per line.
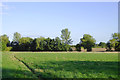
[1, 2, 118, 45]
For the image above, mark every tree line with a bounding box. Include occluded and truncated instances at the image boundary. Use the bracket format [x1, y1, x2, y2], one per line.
[0, 28, 120, 52]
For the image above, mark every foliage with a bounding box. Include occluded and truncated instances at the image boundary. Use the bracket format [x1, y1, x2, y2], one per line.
[0, 34, 10, 51]
[75, 44, 81, 51]
[106, 42, 113, 51]
[109, 39, 117, 49]
[0, 41, 7, 51]
[30, 37, 71, 51]
[19, 37, 33, 51]
[106, 33, 120, 51]
[98, 42, 106, 48]
[0, 34, 9, 44]
[115, 40, 120, 51]
[3, 32, 120, 52]
[61, 28, 73, 44]
[13, 32, 21, 43]
[54, 37, 62, 51]
[5, 47, 12, 51]
[11, 41, 20, 51]
[112, 33, 119, 39]
[80, 34, 96, 51]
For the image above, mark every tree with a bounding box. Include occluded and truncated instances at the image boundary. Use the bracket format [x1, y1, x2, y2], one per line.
[54, 37, 62, 51]
[0, 34, 9, 44]
[0, 41, 7, 51]
[112, 33, 118, 39]
[19, 37, 33, 51]
[98, 42, 106, 48]
[13, 32, 21, 43]
[80, 34, 96, 51]
[11, 41, 19, 51]
[109, 39, 116, 49]
[61, 28, 73, 44]
[31, 37, 46, 51]
[106, 41, 113, 51]
[39, 37, 46, 51]
[44, 37, 53, 51]
[0, 34, 10, 51]
[75, 44, 81, 51]
[115, 40, 120, 51]
[106, 33, 120, 51]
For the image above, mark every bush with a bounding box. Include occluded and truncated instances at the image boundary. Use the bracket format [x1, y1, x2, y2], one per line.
[5, 47, 12, 51]
[1, 41, 7, 51]
[106, 42, 113, 51]
[75, 44, 81, 51]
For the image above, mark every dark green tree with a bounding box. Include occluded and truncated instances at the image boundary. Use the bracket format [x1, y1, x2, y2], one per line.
[115, 40, 120, 51]
[106, 41, 113, 51]
[44, 38, 53, 51]
[11, 41, 19, 51]
[80, 34, 96, 51]
[75, 44, 81, 51]
[31, 37, 46, 51]
[54, 37, 62, 51]
[19, 37, 33, 51]
[98, 42, 106, 48]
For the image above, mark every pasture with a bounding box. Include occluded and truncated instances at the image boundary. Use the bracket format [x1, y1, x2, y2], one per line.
[2, 52, 119, 79]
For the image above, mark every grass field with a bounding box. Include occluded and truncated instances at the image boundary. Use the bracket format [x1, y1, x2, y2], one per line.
[2, 52, 119, 79]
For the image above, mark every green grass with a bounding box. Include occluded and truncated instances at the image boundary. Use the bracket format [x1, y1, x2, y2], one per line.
[2, 52, 119, 78]
[2, 52, 37, 78]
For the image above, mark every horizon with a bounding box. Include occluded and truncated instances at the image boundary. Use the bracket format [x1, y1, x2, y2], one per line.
[1, 2, 118, 45]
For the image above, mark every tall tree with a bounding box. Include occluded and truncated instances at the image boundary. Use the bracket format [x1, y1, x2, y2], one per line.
[61, 28, 73, 44]
[112, 33, 118, 39]
[0, 34, 9, 44]
[106, 33, 120, 51]
[13, 32, 21, 43]
[80, 34, 96, 51]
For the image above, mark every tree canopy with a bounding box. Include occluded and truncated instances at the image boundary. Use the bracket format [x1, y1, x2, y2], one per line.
[0, 34, 10, 51]
[13, 32, 21, 43]
[80, 34, 96, 51]
[98, 42, 106, 48]
[61, 28, 73, 44]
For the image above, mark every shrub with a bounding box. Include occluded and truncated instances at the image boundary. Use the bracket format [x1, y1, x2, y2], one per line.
[75, 44, 81, 51]
[5, 47, 12, 51]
